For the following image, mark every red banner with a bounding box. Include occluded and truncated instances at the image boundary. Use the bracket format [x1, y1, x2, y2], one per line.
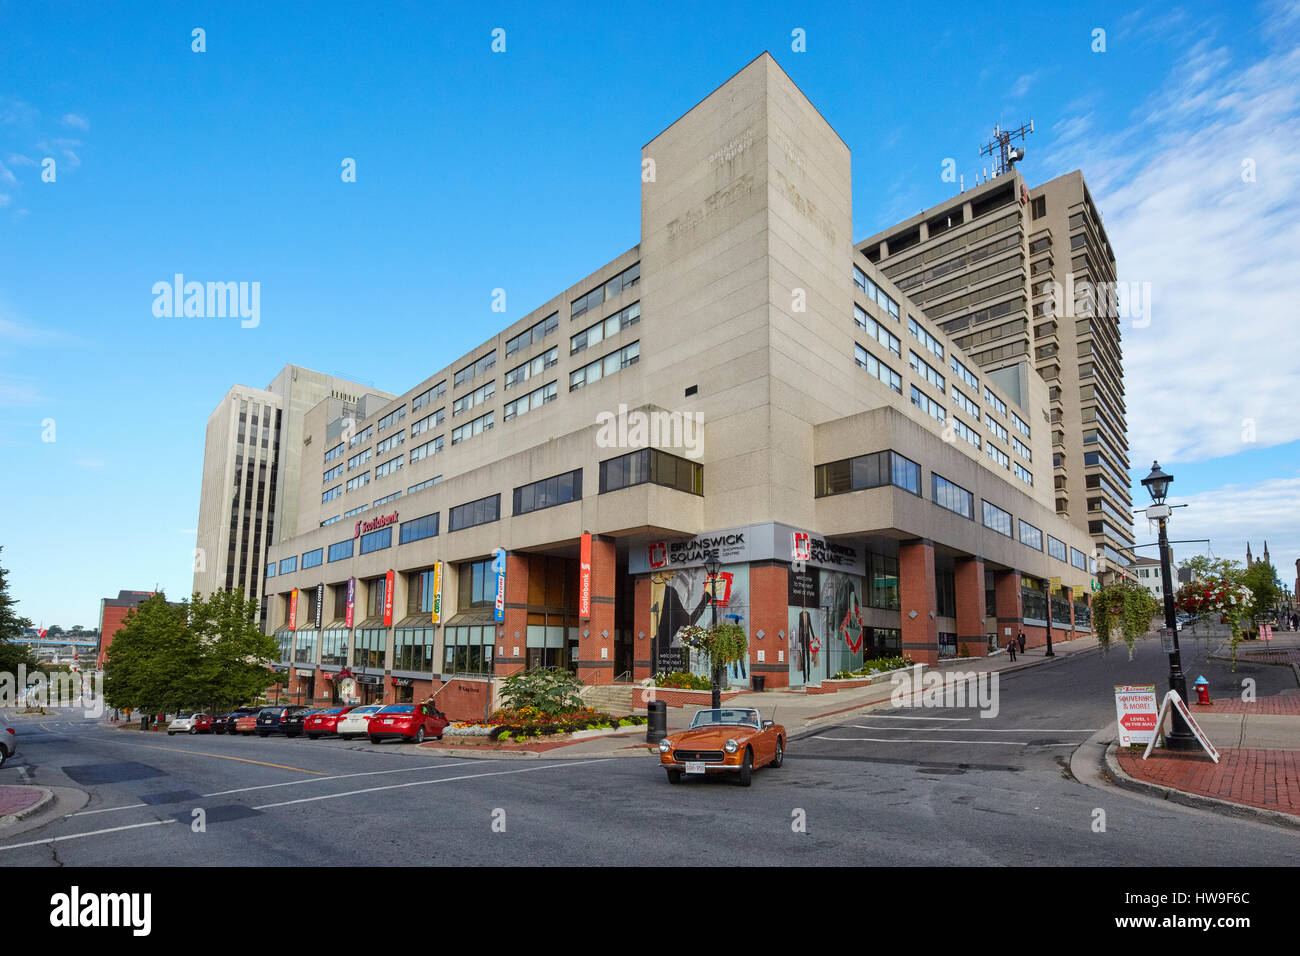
[579, 533, 592, 618]
[288, 589, 298, 630]
[383, 570, 395, 626]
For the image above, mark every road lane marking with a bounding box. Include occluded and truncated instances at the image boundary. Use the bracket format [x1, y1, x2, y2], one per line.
[253, 759, 608, 809]
[848, 725, 1097, 733]
[852, 714, 971, 721]
[80, 735, 325, 775]
[0, 819, 178, 852]
[204, 760, 491, 796]
[73, 803, 149, 817]
[814, 736, 1076, 746]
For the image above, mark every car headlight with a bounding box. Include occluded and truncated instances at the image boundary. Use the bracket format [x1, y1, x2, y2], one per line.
[724, 739, 738, 754]
[657, 739, 672, 753]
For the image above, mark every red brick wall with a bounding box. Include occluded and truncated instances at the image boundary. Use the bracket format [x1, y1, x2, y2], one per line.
[429, 677, 495, 722]
[900, 540, 939, 664]
[578, 535, 616, 685]
[750, 563, 790, 689]
[96, 605, 136, 667]
[954, 557, 987, 658]
[993, 571, 1023, 650]
[633, 575, 652, 683]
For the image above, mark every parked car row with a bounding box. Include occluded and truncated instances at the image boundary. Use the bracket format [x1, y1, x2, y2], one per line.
[167, 703, 448, 744]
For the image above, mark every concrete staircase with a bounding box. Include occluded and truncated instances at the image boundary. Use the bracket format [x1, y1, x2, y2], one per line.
[580, 683, 640, 715]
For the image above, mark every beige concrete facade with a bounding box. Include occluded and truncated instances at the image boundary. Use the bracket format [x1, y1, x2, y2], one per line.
[258, 54, 1099, 708]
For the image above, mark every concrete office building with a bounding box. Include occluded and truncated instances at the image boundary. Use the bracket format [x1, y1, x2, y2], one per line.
[262, 54, 1098, 716]
[192, 365, 394, 612]
[858, 169, 1135, 580]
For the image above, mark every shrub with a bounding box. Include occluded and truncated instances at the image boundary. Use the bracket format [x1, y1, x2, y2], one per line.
[653, 671, 712, 690]
[498, 668, 586, 716]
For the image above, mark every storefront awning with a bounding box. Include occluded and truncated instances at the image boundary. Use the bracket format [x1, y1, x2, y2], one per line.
[394, 614, 437, 629]
[354, 616, 387, 629]
[443, 610, 497, 628]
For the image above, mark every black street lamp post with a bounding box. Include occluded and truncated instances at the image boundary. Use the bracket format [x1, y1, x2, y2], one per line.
[705, 552, 722, 708]
[1043, 579, 1055, 657]
[1142, 461, 1198, 751]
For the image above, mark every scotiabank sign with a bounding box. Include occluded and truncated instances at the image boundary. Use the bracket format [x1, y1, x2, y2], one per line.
[355, 511, 398, 539]
[578, 533, 592, 618]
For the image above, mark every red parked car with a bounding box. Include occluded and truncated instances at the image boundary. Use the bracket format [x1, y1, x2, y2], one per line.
[367, 703, 449, 744]
[193, 714, 214, 734]
[234, 714, 259, 736]
[303, 706, 356, 739]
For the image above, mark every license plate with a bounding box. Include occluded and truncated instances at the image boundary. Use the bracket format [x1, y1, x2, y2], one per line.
[686, 762, 706, 775]
[384, 718, 394, 723]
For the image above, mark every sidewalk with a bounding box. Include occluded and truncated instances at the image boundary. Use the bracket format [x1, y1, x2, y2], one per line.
[1108, 629, 1300, 823]
[0, 785, 53, 822]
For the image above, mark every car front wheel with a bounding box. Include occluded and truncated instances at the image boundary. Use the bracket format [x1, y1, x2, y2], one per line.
[738, 749, 753, 787]
[369, 736, 381, 745]
[415, 726, 425, 744]
[167, 731, 175, 736]
[666, 769, 682, 785]
[189, 727, 197, 735]
[771, 738, 784, 768]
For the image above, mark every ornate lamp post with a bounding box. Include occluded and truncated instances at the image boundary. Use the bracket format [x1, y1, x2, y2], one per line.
[705, 552, 723, 708]
[1141, 461, 1197, 751]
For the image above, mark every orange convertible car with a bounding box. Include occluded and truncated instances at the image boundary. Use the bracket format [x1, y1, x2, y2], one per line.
[657, 708, 785, 786]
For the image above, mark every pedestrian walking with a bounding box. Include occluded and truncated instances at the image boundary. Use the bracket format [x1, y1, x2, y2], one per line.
[1018, 630, 1027, 654]
[1006, 635, 1018, 661]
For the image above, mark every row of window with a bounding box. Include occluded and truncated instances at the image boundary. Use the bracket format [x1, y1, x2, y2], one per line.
[572, 301, 640, 355]
[349, 424, 373, 448]
[375, 455, 403, 479]
[453, 380, 495, 416]
[325, 442, 345, 463]
[952, 388, 980, 421]
[376, 430, 403, 455]
[570, 341, 639, 391]
[410, 408, 444, 437]
[412, 380, 446, 413]
[910, 385, 945, 424]
[910, 351, 946, 392]
[323, 463, 343, 483]
[856, 305, 901, 357]
[322, 485, 342, 503]
[505, 311, 558, 358]
[504, 381, 558, 421]
[855, 344, 903, 393]
[347, 448, 371, 470]
[853, 265, 901, 319]
[409, 435, 443, 463]
[572, 262, 640, 320]
[455, 351, 496, 389]
[506, 346, 559, 390]
[908, 317, 944, 361]
[374, 491, 401, 507]
[451, 411, 493, 445]
[952, 417, 980, 450]
[984, 386, 1008, 417]
[377, 405, 406, 431]
[814, 450, 921, 498]
[346, 472, 371, 492]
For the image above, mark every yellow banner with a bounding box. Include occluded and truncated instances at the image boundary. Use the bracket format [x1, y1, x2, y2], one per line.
[431, 561, 443, 624]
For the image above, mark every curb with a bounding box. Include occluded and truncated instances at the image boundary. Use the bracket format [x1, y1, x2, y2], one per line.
[1101, 740, 1300, 833]
[0, 787, 54, 824]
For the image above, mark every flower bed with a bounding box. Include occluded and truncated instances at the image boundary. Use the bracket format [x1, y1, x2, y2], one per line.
[442, 706, 646, 742]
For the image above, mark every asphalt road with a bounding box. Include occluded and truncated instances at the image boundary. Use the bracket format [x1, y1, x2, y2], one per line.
[1, 631, 1296, 866]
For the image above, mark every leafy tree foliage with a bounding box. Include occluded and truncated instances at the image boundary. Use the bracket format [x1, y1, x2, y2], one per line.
[103, 588, 280, 714]
[0, 547, 36, 674]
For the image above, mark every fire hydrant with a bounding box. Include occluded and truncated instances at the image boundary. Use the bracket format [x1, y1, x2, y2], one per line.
[1194, 675, 1210, 706]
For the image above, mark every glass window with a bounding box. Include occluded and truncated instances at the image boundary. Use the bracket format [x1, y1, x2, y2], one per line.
[328, 539, 353, 562]
[1048, 536, 1068, 561]
[448, 494, 501, 532]
[514, 469, 583, 515]
[399, 512, 439, 545]
[359, 527, 392, 554]
[279, 556, 297, 574]
[1018, 520, 1044, 550]
[981, 501, 1013, 536]
[301, 548, 323, 569]
[931, 474, 974, 519]
[599, 449, 702, 495]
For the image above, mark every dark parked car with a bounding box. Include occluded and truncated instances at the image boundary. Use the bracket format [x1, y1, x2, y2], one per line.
[255, 705, 310, 737]
[216, 708, 261, 734]
[280, 708, 324, 738]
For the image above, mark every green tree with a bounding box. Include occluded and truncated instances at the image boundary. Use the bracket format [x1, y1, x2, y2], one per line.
[1178, 554, 1243, 586]
[1241, 562, 1281, 623]
[679, 621, 748, 707]
[102, 595, 200, 715]
[0, 546, 36, 675]
[187, 587, 280, 711]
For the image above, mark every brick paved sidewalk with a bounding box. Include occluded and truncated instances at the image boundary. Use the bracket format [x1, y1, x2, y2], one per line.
[0, 785, 46, 819]
[1195, 695, 1300, 715]
[1116, 747, 1300, 818]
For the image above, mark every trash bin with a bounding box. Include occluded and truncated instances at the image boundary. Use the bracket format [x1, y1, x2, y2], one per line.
[646, 700, 667, 743]
[752, 675, 766, 692]
[140, 715, 150, 730]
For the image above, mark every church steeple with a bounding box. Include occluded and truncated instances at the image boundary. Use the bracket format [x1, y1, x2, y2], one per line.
[1246, 542, 1254, 566]
[1263, 541, 1270, 566]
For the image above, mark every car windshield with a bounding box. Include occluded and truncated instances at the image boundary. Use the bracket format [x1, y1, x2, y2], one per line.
[690, 708, 760, 729]
[318, 708, 346, 715]
[349, 706, 381, 716]
[378, 705, 414, 714]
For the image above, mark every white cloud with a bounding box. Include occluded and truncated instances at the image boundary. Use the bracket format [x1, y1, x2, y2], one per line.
[62, 113, 89, 130]
[1042, 25, 1300, 466]
[74, 459, 105, 469]
[1162, 476, 1300, 575]
[1009, 72, 1038, 98]
[0, 160, 14, 185]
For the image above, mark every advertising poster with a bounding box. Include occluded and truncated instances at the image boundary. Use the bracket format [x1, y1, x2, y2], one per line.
[649, 565, 750, 685]
[578, 533, 592, 618]
[383, 570, 395, 626]
[345, 576, 356, 628]
[431, 561, 443, 624]
[787, 570, 865, 687]
[1114, 684, 1159, 747]
[493, 549, 507, 623]
[288, 589, 298, 630]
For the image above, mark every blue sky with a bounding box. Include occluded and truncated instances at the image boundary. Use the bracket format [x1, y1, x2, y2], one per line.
[2, 1, 1298, 626]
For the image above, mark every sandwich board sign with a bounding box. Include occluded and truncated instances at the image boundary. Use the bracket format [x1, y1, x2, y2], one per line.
[1142, 689, 1219, 763]
[1113, 684, 1159, 747]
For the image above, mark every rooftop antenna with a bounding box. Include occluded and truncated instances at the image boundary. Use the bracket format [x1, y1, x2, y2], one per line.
[979, 120, 1034, 178]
